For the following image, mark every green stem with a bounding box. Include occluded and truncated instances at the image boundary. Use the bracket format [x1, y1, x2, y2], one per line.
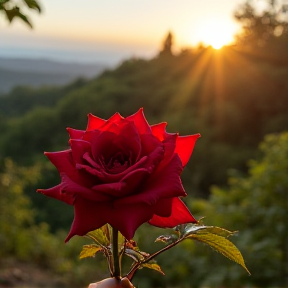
[112, 227, 121, 279]
[126, 238, 183, 281]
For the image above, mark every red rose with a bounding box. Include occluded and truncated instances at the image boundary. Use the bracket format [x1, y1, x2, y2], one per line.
[37, 109, 200, 241]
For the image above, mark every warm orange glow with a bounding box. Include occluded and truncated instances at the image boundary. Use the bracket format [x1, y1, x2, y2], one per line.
[212, 42, 224, 50]
[187, 18, 236, 49]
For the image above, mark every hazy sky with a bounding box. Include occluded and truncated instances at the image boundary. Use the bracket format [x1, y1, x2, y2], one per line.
[0, 0, 263, 64]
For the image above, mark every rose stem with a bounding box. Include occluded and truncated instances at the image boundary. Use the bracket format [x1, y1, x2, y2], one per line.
[126, 238, 183, 281]
[112, 227, 121, 279]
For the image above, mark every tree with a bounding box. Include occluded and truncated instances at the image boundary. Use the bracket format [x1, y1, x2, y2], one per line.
[159, 31, 174, 56]
[0, 0, 41, 28]
[235, 0, 288, 50]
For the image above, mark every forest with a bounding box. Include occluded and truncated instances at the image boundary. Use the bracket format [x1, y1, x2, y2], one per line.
[1, 1, 288, 287]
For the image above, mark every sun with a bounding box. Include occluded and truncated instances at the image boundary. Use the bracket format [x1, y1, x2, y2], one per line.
[189, 17, 237, 49]
[201, 20, 234, 49]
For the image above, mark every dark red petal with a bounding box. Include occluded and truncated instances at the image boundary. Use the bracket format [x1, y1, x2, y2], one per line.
[103, 146, 164, 199]
[175, 134, 201, 167]
[114, 154, 186, 207]
[60, 173, 112, 202]
[151, 122, 167, 141]
[37, 185, 74, 205]
[65, 196, 155, 242]
[65, 197, 108, 242]
[148, 198, 197, 227]
[155, 133, 177, 170]
[80, 153, 147, 183]
[86, 113, 106, 131]
[45, 150, 76, 177]
[82, 129, 101, 143]
[90, 130, 116, 160]
[112, 122, 141, 162]
[92, 168, 148, 197]
[66, 128, 85, 140]
[108, 203, 155, 240]
[45, 149, 95, 187]
[140, 134, 162, 157]
[69, 139, 91, 164]
[152, 198, 173, 217]
[126, 108, 151, 134]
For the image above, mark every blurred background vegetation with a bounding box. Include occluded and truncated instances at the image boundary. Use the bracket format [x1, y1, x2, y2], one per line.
[1, 0, 288, 287]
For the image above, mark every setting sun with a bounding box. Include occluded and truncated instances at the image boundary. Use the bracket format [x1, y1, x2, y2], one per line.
[190, 17, 238, 49]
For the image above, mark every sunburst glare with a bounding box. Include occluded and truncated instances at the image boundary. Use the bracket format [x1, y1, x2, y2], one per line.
[190, 17, 237, 49]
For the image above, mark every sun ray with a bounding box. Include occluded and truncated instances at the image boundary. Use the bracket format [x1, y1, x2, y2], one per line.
[168, 48, 213, 111]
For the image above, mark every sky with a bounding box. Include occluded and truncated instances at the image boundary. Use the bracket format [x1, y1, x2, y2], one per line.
[0, 0, 263, 65]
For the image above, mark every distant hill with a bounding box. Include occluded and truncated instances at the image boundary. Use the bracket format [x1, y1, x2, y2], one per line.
[0, 57, 108, 94]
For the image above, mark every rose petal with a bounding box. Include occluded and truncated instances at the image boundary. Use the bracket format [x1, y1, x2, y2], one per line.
[114, 154, 186, 207]
[82, 129, 101, 143]
[37, 185, 75, 205]
[140, 133, 163, 157]
[79, 155, 148, 183]
[111, 122, 141, 162]
[45, 150, 75, 177]
[90, 130, 116, 160]
[106, 112, 123, 124]
[151, 122, 167, 141]
[175, 134, 201, 167]
[108, 202, 155, 240]
[86, 113, 106, 131]
[58, 173, 111, 202]
[93, 145, 164, 197]
[92, 168, 147, 197]
[103, 122, 120, 134]
[149, 198, 197, 227]
[69, 139, 91, 164]
[152, 197, 173, 217]
[126, 108, 151, 134]
[45, 149, 96, 186]
[65, 196, 155, 242]
[66, 128, 85, 140]
[155, 133, 177, 169]
[65, 197, 107, 242]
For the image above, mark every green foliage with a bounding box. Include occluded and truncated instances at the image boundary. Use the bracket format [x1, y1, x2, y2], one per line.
[0, 159, 109, 286]
[184, 225, 249, 275]
[235, 0, 288, 62]
[189, 132, 288, 287]
[79, 244, 102, 259]
[141, 262, 165, 275]
[86, 228, 110, 247]
[79, 222, 248, 284]
[154, 223, 249, 275]
[0, 0, 41, 27]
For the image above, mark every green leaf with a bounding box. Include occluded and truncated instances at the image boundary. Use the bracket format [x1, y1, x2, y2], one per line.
[125, 246, 149, 260]
[79, 244, 102, 259]
[155, 234, 178, 244]
[184, 224, 237, 238]
[101, 224, 111, 242]
[125, 248, 145, 262]
[4, 6, 32, 27]
[86, 227, 110, 247]
[142, 262, 165, 275]
[23, 0, 41, 12]
[186, 229, 250, 274]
